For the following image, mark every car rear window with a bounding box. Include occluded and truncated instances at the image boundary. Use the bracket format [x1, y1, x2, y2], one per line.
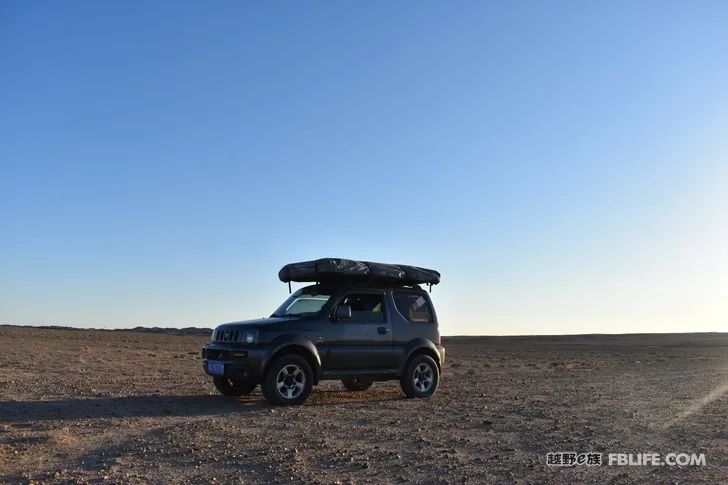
[393, 291, 433, 323]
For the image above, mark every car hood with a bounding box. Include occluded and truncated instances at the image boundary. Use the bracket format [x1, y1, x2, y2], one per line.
[215, 316, 297, 330]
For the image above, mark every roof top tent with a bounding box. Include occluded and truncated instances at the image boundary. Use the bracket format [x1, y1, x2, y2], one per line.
[278, 258, 440, 292]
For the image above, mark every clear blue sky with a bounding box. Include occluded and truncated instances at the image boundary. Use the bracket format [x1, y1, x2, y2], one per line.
[2, 1, 727, 335]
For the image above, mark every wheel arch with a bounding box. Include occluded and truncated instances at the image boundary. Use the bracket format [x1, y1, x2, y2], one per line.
[397, 338, 442, 377]
[263, 336, 322, 384]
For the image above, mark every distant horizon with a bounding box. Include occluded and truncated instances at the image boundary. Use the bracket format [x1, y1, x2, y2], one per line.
[3, 323, 727, 339]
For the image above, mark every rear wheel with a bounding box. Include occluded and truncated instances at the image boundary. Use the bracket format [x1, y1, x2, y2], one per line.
[400, 354, 439, 398]
[341, 376, 373, 391]
[261, 354, 313, 405]
[213, 376, 256, 396]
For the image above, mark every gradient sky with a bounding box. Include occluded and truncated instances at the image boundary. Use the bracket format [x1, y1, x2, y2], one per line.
[2, 1, 727, 335]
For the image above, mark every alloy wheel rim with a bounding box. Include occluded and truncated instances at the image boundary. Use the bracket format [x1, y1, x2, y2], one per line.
[276, 364, 305, 399]
[413, 363, 434, 392]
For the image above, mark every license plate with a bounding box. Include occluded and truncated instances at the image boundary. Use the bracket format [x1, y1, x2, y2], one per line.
[207, 360, 225, 376]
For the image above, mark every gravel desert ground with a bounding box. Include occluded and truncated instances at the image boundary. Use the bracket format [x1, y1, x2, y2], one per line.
[1, 326, 726, 484]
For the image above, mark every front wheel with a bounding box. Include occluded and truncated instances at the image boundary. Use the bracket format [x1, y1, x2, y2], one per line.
[261, 354, 313, 405]
[213, 376, 256, 396]
[341, 376, 373, 392]
[400, 354, 439, 398]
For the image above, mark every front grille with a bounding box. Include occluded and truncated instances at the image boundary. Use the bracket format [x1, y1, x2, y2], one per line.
[214, 329, 240, 342]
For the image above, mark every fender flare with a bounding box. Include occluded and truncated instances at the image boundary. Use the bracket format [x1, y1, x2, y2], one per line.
[262, 334, 323, 384]
[397, 338, 442, 376]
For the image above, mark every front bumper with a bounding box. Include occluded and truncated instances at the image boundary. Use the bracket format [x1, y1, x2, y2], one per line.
[201, 343, 270, 383]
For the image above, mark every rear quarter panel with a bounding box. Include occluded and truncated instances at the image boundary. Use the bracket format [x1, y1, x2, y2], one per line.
[388, 289, 441, 369]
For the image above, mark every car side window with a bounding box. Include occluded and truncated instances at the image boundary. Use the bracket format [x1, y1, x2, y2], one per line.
[393, 291, 433, 323]
[337, 293, 385, 323]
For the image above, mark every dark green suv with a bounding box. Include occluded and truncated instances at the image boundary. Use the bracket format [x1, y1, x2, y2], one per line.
[202, 258, 444, 405]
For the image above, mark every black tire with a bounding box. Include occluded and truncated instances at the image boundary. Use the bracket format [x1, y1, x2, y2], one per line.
[400, 354, 439, 398]
[213, 376, 256, 396]
[261, 354, 313, 405]
[341, 376, 374, 392]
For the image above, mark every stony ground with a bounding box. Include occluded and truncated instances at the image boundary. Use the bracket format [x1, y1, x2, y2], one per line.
[0, 326, 726, 484]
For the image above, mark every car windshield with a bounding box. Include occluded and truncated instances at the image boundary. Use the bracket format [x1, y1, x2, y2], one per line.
[271, 289, 334, 318]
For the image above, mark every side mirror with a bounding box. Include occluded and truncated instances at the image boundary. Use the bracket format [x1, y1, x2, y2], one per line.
[335, 304, 352, 320]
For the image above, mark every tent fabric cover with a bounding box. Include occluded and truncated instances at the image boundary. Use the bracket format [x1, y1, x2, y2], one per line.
[278, 258, 440, 286]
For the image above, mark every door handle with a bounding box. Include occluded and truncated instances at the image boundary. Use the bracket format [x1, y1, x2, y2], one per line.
[378, 327, 389, 335]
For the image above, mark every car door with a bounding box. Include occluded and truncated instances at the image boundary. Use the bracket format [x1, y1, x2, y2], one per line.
[325, 290, 394, 371]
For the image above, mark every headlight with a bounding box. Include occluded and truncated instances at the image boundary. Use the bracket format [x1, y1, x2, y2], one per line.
[241, 329, 258, 344]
